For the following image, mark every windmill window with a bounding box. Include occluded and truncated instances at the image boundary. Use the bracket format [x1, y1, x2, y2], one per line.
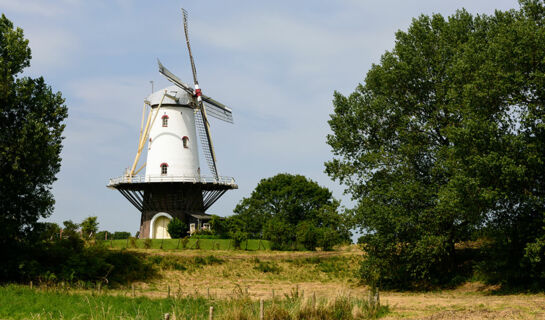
[182, 136, 189, 148]
[160, 163, 168, 175]
[162, 115, 169, 127]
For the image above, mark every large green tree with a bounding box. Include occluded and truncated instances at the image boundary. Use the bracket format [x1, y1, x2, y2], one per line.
[326, 0, 545, 288]
[0, 14, 67, 278]
[231, 173, 350, 249]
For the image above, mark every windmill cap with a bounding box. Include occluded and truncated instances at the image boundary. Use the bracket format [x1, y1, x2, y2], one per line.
[145, 85, 193, 106]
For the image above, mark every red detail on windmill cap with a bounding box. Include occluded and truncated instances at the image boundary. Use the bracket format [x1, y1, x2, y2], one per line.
[161, 115, 169, 119]
[195, 88, 202, 97]
[160, 162, 169, 167]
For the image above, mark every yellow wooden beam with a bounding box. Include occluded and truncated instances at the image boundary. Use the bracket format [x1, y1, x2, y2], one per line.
[128, 91, 167, 179]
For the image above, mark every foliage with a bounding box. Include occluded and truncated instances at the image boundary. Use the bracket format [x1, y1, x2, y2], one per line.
[209, 215, 229, 237]
[232, 173, 350, 250]
[62, 220, 80, 239]
[96, 231, 132, 240]
[14, 237, 154, 284]
[167, 218, 187, 239]
[0, 14, 68, 281]
[253, 260, 282, 274]
[232, 230, 249, 249]
[80, 216, 98, 239]
[326, 1, 545, 288]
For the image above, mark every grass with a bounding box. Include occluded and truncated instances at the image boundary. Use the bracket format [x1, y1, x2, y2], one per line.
[99, 238, 271, 250]
[0, 284, 388, 319]
[4, 246, 545, 319]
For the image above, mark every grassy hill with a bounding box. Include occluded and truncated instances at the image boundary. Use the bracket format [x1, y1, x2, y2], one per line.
[1, 246, 544, 319]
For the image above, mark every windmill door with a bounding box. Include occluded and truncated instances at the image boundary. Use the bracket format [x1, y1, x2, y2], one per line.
[153, 216, 172, 239]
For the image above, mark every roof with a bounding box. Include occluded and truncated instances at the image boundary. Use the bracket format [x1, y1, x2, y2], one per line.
[145, 85, 193, 106]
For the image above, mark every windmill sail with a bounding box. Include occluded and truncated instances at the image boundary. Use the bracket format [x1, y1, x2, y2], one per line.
[203, 100, 233, 123]
[195, 110, 218, 178]
[157, 59, 194, 95]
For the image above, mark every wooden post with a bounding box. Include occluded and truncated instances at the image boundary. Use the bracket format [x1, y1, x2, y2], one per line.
[177, 238, 181, 249]
[272, 289, 275, 300]
[312, 292, 316, 310]
[209, 306, 214, 320]
[29, 281, 33, 289]
[105, 231, 107, 241]
[207, 287, 210, 299]
[97, 282, 102, 294]
[164, 313, 170, 320]
[260, 299, 264, 320]
[167, 285, 171, 298]
[132, 283, 135, 297]
[160, 238, 164, 249]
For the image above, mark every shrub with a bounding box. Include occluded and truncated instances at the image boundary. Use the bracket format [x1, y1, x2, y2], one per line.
[253, 261, 282, 274]
[143, 239, 152, 249]
[232, 231, 248, 249]
[167, 218, 187, 239]
[128, 237, 137, 248]
[112, 232, 131, 240]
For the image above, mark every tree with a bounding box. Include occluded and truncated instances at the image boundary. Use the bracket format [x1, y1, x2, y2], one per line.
[0, 15, 67, 247]
[233, 173, 350, 249]
[209, 215, 228, 237]
[80, 216, 98, 239]
[326, 1, 545, 288]
[62, 220, 79, 239]
[167, 218, 187, 238]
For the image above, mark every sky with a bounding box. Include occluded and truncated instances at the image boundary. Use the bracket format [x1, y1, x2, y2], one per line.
[2, 0, 520, 235]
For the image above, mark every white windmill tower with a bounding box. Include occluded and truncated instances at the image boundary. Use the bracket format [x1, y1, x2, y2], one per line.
[108, 9, 237, 239]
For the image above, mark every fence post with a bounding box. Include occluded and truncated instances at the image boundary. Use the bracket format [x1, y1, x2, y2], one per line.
[209, 306, 214, 320]
[260, 299, 264, 320]
[177, 238, 181, 249]
[312, 292, 316, 310]
[132, 283, 135, 297]
[272, 289, 275, 300]
[167, 285, 171, 298]
[29, 281, 33, 289]
[105, 231, 107, 241]
[164, 313, 170, 320]
[207, 287, 210, 299]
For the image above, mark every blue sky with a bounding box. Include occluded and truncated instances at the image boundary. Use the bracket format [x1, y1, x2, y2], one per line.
[2, 0, 519, 234]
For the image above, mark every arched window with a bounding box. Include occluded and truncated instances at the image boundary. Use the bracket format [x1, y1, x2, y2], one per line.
[182, 136, 189, 148]
[160, 163, 168, 175]
[162, 115, 169, 127]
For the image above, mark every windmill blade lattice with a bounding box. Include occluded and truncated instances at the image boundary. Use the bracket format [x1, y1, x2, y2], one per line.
[195, 110, 218, 178]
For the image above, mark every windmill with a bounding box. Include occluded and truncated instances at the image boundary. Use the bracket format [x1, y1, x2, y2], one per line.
[108, 9, 237, 239]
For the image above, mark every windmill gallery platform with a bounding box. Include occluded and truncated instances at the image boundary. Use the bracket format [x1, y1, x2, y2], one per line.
[108, 10, 237, 239]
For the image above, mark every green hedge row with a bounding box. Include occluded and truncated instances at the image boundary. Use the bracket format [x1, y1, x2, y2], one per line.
[99, 238, 271, 250]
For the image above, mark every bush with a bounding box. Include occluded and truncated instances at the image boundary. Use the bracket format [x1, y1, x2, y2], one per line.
[253, 261, 282, 274]
[143, 239, 152, 249]
[15, 238, 155, 285]
[231, 231, 248, 249]
[167, 218, 187, 239]
[263, 218, 294, 250]
[112, 232, 131, 240]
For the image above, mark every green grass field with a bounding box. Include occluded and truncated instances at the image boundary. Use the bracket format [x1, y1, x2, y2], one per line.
[0, 284, 385, 320]
[98, 238, 271, 250]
